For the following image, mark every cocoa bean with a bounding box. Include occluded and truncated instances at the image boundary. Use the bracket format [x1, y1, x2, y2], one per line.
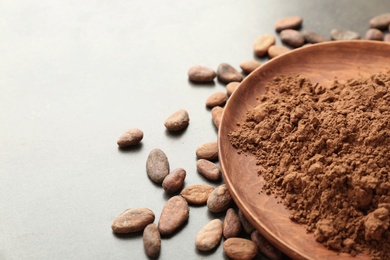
[146, 148, 170, 184]
[195, 219, 223, 251]
[211, 106, 224, 129]
[251, 230, 283, 260]
[117, 128, 143, 148]
[207, 184, 232, 213]
[206, 92, 228, 108]
[162, 168, 186, 193]
[164, 109, 190, 132]
[223, 237, 258, 260]
[188, 65, 216, 83]
[226, 82, 240, 96]
[223, 208, 242, 239]
[239, 60, 261, 74]
[274, 16, 303, 32]
[253, 34, 275, 57]
[369, 13, 390, 29]
[268, 45, 290, 59]
[279, 29, 305, 47]
[238, 209, 255, 235]
[217, 63, 244, 84]
[302, 30, 328, 43]
[330, 28, 360, 40]
[158, 196, 189, 236]
[143, 223, 161, 258]
[196, 159, 221, 181]
[111, 208, 155, 233]
[180, 184, 214, 205]
[196, 141, 218, 161]
[364, 28, 384, 41]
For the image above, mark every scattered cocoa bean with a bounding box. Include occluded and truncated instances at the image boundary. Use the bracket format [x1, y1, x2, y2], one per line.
[253, 34, 276, 57]
[164, 109, 190, 132]
[196, 141, 218, 161]
[162, 168, 186, 193]
[143, 223, 161, 258]
[196, 159, 221, 181]
[180, 184, 214, 205]
[385, 33, 390, 42]
[158, 195, 189, 236]
[217, 63, 244, 84]
[239, 60, 261, 74]
[223, 237, 258, 260]
[207, 184, 232, 213]
[226, 82, 240, 96]
[206, 92, 228, 108]
[279, 29, 305, 47]
[369, 13, 390, 29]
[111, 208, 155, 233]
[223, 208, 242, 239]
[195, 219, 223, 251]
[117, 128, 143, 148]
[302, 30, 328, 43]
[364, 28, 384, 41]
[211, 106, 223, 129]
[268, 45, 290, 59]
[188, 65, 217, 83]
[330, 28, 360, 40]
[146, 148, 170, 184]
[274, 16, 303, 32]
[251, 230, 283, 260]
[238, 209, 255, 235]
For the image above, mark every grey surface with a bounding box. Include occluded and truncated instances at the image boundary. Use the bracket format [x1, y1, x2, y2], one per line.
[1, 1, 390, 259]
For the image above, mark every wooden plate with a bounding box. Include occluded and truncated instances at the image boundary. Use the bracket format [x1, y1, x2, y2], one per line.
[219, 40, 390, 260]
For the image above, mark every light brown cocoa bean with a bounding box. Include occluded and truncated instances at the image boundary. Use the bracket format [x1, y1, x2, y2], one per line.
[146, 148, 170, 184]
[268, 45, 290, 59]
[162, 168, 186, 193]
[253, 34, 275, 57]
[369, 13, 390, 29]
[164, 109, 190, 132]
[364, 28, 384, 41]
[158, 195, 189, 236]
[111, 208, 155, 233]
[274, 16, 303, 32]
[238, 209, 255, 235]
[117, 128, 143, 148]
[217, 63, 244, 84]
[223, 208, 242, 239]
[251, 230, 283, 260]
[302, 30, 328, 43]
[211, 106, 224, 129]
[180, 184, 214, 205]
[196, 159, 221, 181]
[226, 82, 240, 96]
[188, 65, 217, 83]
[196, 141, 218, 161]
[239, 60, 261, 74]
[207, 184, 232, 213]
[223, 237, 258, 260]
[330, 28, 360, 40]
[195, 219, 223, 251]
[143, 223, 161, 258]
[206, 92, 228, 108]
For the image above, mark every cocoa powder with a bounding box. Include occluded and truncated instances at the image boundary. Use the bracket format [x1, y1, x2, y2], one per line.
[228, 72, 390, 258]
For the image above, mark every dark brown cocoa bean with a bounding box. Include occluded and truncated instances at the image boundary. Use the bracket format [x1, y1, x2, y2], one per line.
[364, 28, 384, 41]
[143, 223, 161, 258]
[279, 29, 305, 47]
[180, 184, 214, 205]
[196, 141, 218, 161]
[223, 237, 258, 260]
[207, 184, 232, 213]
[302, 30, 328, 43]
[223, 208, 242, 239]
[196, 159, 221, 181]
[111, 208, 155, 233]
[274, 16, 302, 32]
[164, 109, 190, 132]
[206, 92, 228, 108]
[217, 63, 244, 84]
[162, 168, 186, 193]
[158, 195, 189, 236]
[369, 13, 390, 29]
[251, 230, 283, 260]
[195, 219, 223, 251]
[117, 128, 143, 148]
[146, 148, 170, 184]
[188, 65, 216, 83]
[253, 34, 276, 57]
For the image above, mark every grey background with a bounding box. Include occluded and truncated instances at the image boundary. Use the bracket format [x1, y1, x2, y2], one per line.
[1, 1, 389, 259]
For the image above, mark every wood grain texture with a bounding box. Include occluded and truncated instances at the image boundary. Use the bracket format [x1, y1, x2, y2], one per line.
[218, 40, 390, 260]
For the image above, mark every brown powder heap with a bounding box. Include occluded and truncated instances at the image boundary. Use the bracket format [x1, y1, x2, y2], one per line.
[228, 72, 390, 259]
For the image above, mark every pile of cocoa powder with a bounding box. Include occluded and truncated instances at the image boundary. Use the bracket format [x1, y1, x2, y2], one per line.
[228, 72, 390, 258]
